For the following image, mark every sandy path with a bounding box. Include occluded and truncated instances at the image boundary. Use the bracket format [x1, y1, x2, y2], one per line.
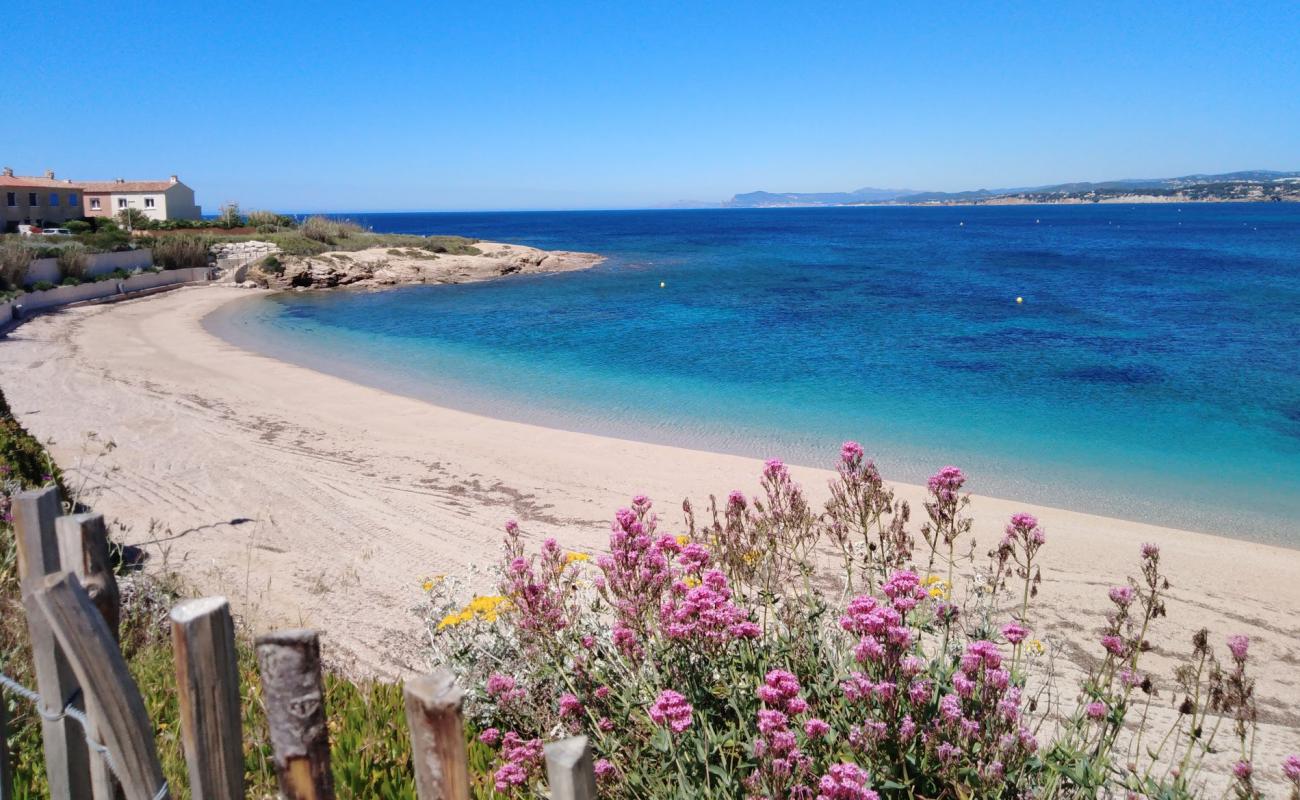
[0, 286, 1296, 780]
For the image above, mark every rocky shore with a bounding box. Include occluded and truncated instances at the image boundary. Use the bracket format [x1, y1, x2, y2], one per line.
[236, 241, 603, 290]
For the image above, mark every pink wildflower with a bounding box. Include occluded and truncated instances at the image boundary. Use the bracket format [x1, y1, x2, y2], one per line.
[1227, 634, 1249, 662]
[841, 441, 864, 462]
[1086, 701, 1107, 721]
[1004, 512, 1045, 548]
[558, 692, 583, 718]
[478, 727, 500, 746]
[1233, 761, 1253, 780]
[816, 762, 878, 800]
[594, 758, 618, 781]
[1108, 585, 1135, 606]
[649, 689, 693, 734]
[1001, 622, 1029, 644]
[1282, 754, 1300, 783]
[927, 466, 966, 501]
[804, 718, 831, 738]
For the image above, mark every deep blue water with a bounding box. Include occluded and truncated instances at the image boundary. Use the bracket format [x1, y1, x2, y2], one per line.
[207, 206, 1300, 544]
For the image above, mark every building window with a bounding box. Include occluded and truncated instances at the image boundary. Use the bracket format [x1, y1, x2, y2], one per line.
[118, 198, 127, 209]
[90, 198, 101, 210]
[28, 193, 37, 206]
[144, 197, 156, 208]
[69, 194, 78, 206]
[49, 193, 59, 206]
[5, 192, 14, 207]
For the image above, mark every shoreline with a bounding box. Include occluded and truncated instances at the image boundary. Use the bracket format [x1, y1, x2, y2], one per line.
[0, 285, 1296, 762]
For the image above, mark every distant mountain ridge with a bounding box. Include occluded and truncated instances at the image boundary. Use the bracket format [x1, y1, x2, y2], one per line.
[723, 170, 1300, 207]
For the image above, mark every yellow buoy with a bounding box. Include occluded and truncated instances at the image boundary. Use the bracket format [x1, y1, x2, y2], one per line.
[659, 281, 666, 288]
[1016, 296, 1024, 304]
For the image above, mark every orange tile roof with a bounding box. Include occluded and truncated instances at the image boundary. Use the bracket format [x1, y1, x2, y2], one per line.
[79, 180, 175, 193]
[0, 175, 81, 189]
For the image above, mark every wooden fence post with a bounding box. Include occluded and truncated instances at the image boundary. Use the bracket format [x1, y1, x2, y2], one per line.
[255, 629, 334, 800]
[12, 487, 92, 800]
[55, 512, 122, 800]
[1, 691, 12, 800]
[55, 513, 120, 640]
[170, 597, 243, 800]
[544, 735, 597, 800]
[33, 571, 168, 800]
[402, 669, 470, 800]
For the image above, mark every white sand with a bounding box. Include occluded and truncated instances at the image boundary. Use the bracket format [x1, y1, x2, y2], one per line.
[1, 286, 1296, 780]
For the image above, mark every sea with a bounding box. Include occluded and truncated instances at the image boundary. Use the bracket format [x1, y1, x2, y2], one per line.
[204, 205, 1300, 545]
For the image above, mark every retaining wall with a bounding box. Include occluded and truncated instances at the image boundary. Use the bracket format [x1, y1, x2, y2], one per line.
[23, 249, 155, 285]
[7, 267, 211, 318]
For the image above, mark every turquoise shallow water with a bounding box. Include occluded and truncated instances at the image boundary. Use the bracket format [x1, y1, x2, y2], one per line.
[205, 205, 1300, 545]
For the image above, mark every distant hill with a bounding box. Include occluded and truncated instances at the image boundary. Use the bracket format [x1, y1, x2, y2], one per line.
[725, 187, 921, 207]
[723, 171, 1300, 207]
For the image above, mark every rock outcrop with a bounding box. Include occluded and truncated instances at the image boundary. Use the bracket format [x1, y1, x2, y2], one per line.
[246, 241, 603, 291]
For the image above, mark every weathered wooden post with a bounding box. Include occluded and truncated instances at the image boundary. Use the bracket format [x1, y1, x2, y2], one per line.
[256, 629, 334, 800]
[171, 597, 243, 800]
[544, 736, 598, 800]
[402, 669, 470, 800]
[12, 487, 92, 799]
[55, 513, 120, 640]
[34, 571, 168, 800]
[55, 512, 122, 800]
[1, 691, 12, 800]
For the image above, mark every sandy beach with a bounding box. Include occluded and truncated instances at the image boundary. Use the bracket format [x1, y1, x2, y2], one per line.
[0, 285, 1296, 775]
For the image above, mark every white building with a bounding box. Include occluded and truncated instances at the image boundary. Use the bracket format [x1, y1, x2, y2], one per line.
[80, 175, 202, 221]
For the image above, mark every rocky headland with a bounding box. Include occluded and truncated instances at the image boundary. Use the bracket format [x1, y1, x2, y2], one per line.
[226, 240, 604, 290]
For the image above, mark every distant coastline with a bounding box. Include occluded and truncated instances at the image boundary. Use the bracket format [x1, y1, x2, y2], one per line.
[720, 169, 1300, 208]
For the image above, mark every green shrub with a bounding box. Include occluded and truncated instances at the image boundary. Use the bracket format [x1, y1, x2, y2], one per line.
[56, 242, 89, 281]
[301, 216, 364, 244]
[151, 235, 212, 270]
[64, 220, 92, 234]
[29, 280, 56, 291]
[60, 276, 82, 286]
[0, 239, 33, 290]
[261, 254, 285, 275]
[116, 208, 152, 231]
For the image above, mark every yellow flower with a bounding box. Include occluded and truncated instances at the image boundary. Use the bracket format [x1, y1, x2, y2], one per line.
[436, 609, 472, 630]
[421, 579, 435, 592]
[437, 595, 513, 630]
[683, 576, 701, 588]
[923, 575, 950, 600]
[676, 535, 690, 546]
[565, 551, 591, 564]
[1028, 639, 1045, 656]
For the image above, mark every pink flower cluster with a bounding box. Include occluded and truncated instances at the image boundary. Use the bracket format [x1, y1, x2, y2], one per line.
[926, 466, 966, 503]
[499, 525, 573, 639]
[595, 498, 673, 655]
[1282, 754, 1300, 784]
[660, 568, 760, 646]
[840, 571, 925, 667]
[816, 762, 879, 800]
[487, 730, 543, 792]
[485, 672, 525, 705]
[648, 689, 693, 734]
[748, 669, 821, 797]
[1003, 512, 1045, 554]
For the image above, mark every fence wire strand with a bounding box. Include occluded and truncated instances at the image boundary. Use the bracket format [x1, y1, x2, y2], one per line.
[0, 669, 169, 800]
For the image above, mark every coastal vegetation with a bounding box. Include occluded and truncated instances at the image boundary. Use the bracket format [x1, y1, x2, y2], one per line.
[425, 448, 1300, 799]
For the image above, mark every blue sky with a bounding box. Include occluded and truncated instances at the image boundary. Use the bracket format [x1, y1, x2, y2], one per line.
[4, 1, 1297, 211]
